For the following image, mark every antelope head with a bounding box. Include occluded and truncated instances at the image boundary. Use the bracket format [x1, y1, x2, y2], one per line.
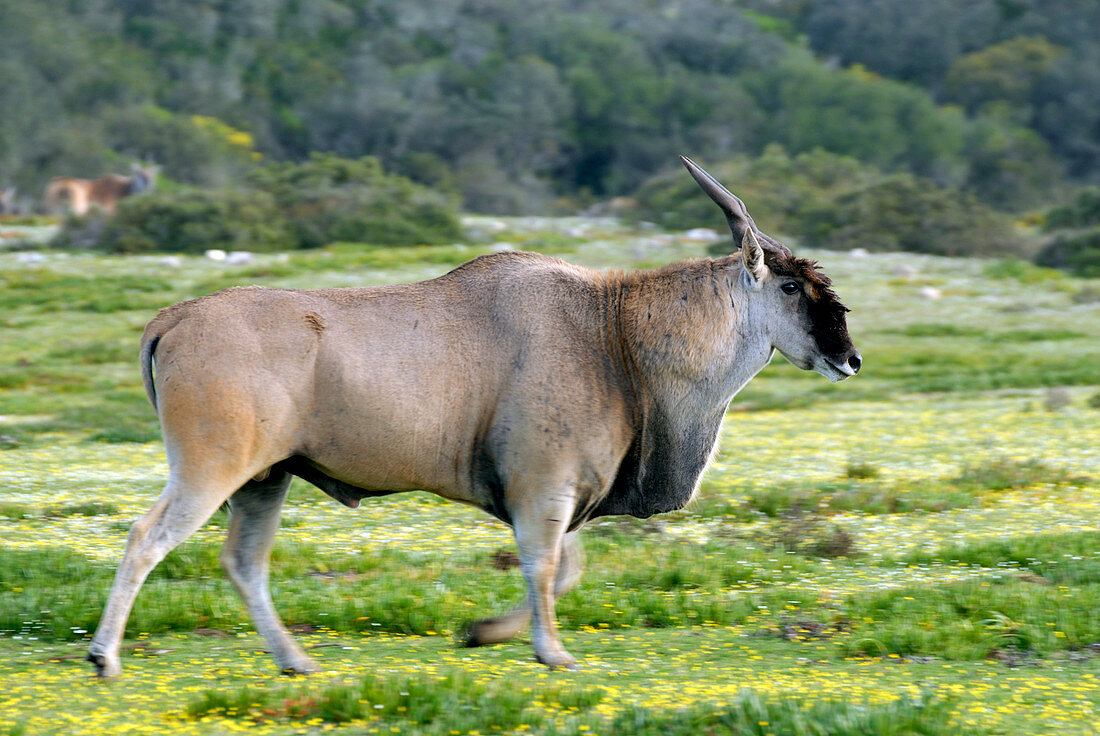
[681, 156, 861, 382]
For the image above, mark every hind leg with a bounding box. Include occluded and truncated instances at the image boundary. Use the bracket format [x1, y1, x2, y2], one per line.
[221, 470, 319, 675]
[461, 531, 583, 647]
[87, 472, 235, 677]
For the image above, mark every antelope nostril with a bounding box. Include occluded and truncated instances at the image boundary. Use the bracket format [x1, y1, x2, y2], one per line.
[848, 353, 862, 373]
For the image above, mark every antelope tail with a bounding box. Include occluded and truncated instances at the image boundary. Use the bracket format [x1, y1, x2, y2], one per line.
[140, 334, 161, 412]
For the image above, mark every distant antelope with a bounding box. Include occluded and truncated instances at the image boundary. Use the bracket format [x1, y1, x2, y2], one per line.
[0, 187, 15, 215]
[43, 163, 158, 216]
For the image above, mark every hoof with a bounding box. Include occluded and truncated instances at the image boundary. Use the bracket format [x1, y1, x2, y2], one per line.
[279, 658, 321, 676]
[536, 651, 578, 671]
[457, 620, 488, 648]
[87, 649, 121, 678]
[458, 614, 526, 648]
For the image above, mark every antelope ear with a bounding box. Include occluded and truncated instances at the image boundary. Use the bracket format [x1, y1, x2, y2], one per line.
[741, 228, 768, 285]
[679, 155, 757, 247]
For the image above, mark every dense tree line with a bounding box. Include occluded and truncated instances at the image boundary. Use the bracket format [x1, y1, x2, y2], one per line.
[1, 0, 1084, 217]
[753, 0, 1100, 182]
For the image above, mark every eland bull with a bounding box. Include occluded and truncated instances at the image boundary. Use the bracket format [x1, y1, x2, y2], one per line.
[87, 157, 860, 676]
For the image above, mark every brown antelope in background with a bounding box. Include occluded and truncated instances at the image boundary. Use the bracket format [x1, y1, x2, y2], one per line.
[43, 163, 158, 216]
[0, 187, 16, 215]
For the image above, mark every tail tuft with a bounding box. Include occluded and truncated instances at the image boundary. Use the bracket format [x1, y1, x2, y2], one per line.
[140, 335, 160, 411]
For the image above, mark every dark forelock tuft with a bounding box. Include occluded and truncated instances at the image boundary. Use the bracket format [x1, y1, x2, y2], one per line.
[764, 250, 848, 311]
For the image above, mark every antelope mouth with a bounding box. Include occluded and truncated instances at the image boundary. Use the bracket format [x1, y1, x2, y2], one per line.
[819, 354, 860, 383]
[779, 349, 860, 382]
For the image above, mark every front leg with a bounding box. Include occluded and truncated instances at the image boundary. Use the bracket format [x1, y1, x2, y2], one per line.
[511, 485, 577, 669]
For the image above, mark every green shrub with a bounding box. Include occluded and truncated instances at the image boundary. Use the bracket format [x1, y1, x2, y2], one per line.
[91, 188, 294, 254]
[634, 146, 1022, 257]
[100, 105, 260, 187]
[1037, 187, 1100, 276]
[807, 174, 1022, 256]
[633, 146, 878, 236]
[248, 153, 464, 247]
[981, 258, 1065, 283]
[1035, 227, 1100, 277]
[52, 154, 464, 253]
[1044, 186, 1100, 230]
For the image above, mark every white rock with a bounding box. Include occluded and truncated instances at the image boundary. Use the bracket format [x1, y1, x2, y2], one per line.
[892, 264, 917, 278]
[204, 249, 227, 261]
[683, 227, 719, 241]
[158, 255, 183, 268]
[490, 242, 513, 252]
[15, 251, 45, 263]
[919, 286, 942, 300]
[482, 220, 508, 233]
[226, 251, 254, 265]
[849, 247, 870, 257]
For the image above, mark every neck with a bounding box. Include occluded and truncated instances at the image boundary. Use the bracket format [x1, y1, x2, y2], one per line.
[590, 258, 772, 520]
[614, 257, 771, 406]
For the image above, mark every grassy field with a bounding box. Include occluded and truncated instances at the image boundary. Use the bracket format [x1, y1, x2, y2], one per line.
[1, 217, 1100, 735]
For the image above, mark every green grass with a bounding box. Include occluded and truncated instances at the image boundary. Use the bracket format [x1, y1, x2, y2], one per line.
[836, 577, 1100, 659]
[0, 504, 32, 520]
[899, 323, 987, 338]
[0, 501, 118, 520]
[0, 533, 839, 639]
[0, 271, 175, 314]
[186, 674, 961, 735]
[982, 259, 1067, 284]
[695, 457, 1088, 524]
[598, 690, 970, 736]
[3, 219, 1100, 440]
[187, 670, 574, 731]
[1, 217, 1099, 735]
[3, 630, 1094, 735]
[952, 458, 1090, 493]
[898, 532, 1100, 585]
[4, 522, 1100, 661]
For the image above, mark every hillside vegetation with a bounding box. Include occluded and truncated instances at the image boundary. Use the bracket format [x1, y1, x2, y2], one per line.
[2, 0, 1090, 218]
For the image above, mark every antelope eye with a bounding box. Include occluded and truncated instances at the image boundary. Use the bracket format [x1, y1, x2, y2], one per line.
[780, 281, 800, 295]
